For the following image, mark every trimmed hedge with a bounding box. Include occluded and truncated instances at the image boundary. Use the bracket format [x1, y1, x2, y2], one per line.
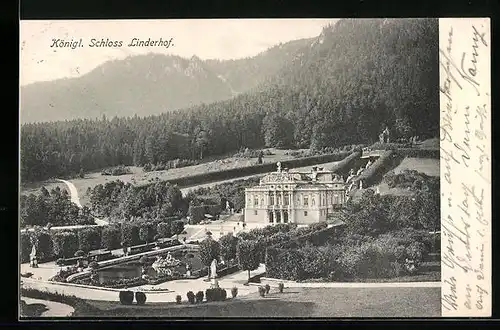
[119, 290, 134, 305]
[77, 227, 102, 253]
[52, 231, 79, 258]
[266, 231, 429, 282]
[135, 292, 147, 305]
[137, 151, 352, 189]
[205, 288, 227, 302]
[101, 225, 122, 250]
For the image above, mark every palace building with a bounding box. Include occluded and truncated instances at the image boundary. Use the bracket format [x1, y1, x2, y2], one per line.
[244, 162, 347, 225]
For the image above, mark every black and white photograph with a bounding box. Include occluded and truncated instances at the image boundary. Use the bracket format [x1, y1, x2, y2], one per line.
[18, 18, 490, 318]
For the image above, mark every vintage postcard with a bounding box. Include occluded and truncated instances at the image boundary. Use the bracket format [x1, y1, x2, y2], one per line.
[18, 18, 491, 318]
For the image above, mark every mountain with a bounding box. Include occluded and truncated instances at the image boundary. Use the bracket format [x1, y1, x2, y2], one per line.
[20, 38, 313, 124]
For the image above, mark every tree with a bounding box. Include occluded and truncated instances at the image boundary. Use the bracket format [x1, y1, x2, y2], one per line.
[101, 225, 121, 250]
[139, 222, 155, 244]
[121, 223, 140, 247]
[188, 202, 205, 224]
[237, 240, 260, 282]
[219, 233, 238, 264]
[199, 237, 220, 279]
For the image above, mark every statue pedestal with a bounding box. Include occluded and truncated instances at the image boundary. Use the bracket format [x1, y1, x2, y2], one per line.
[210, 278, 219, 288]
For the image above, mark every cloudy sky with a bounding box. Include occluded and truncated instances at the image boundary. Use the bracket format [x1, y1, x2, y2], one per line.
[20, 19, 336, 85]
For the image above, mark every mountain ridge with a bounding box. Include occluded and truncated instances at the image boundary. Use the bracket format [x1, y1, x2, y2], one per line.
[20, 37, 314, 123]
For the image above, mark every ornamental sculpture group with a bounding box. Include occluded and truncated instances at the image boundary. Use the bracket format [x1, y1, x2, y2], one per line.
[148, 252, 182, 278]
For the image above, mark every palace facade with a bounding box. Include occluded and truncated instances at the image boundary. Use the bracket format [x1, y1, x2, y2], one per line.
[244, 163, 347, 225]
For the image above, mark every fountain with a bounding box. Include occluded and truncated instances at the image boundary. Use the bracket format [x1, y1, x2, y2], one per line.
[151, 252, 182, 276]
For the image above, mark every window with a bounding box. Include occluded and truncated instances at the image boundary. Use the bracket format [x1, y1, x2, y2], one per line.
[304, 211, 308, 216]
[277, 195, 282, 205]
[254, 210, 258, 215]
[284, 195, 289, 205]
[312, 197, 315, 206]
[285, 185, 288, 189]
[261, 198, 264, 205]
[270, 195, 275, 205]
[254, 197, 259, 206]
[303, 196, 309, 206]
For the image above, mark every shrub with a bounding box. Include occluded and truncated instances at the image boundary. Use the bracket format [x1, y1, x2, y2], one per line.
[231, 287, 238, 298]
[258, 286, 266, 297]
[278, 283, 284, 293]
[74, 250, 85, 258]
[88, 261, 99, 270]
[195, 291, 204, 303]
[265, 284, 270, 294]
[187, 291, 195, 304]
[139, 222, 156, 244]
[135, 292, 147, 305]
[119, 290, 134, 305]
[121, 223, 140, 247]
[176, 295, 182, 304]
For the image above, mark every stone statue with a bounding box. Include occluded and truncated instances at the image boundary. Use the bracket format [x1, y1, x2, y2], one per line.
[359, 180, 363, 189]
[226, 201, 231, 211]
[30, 244, 38, 268]
[210, 259, 218, 279]
[276, 162, 282, 173]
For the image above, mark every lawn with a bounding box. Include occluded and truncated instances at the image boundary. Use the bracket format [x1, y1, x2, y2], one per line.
[392, 157, 440, 177]
[20, 300, 48, 317]
[20, 148, 310, 206]
[77, 286, 441, 318]
[353, 156, 440, 199]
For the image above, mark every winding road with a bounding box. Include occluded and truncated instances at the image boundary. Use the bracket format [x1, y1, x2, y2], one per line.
[56, 179, 108, 226]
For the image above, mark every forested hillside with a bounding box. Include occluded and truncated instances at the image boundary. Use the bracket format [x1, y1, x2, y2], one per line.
[20, 18, 439, 183]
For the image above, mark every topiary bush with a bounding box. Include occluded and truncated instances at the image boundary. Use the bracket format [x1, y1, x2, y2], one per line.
[278, 283, 284, 293]
[176, 295, 182, 304]
[187, 291, 195, 304]
[195, 291, 204, 303]
[119, 290, 134, 305]
[231, 287, 238, 298]
[205, 288, 227, 302]
[265, 284, 270, 294]
[135, 292, 147, 305]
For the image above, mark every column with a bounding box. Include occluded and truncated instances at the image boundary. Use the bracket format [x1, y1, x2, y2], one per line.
[281, 209, 284, 224]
